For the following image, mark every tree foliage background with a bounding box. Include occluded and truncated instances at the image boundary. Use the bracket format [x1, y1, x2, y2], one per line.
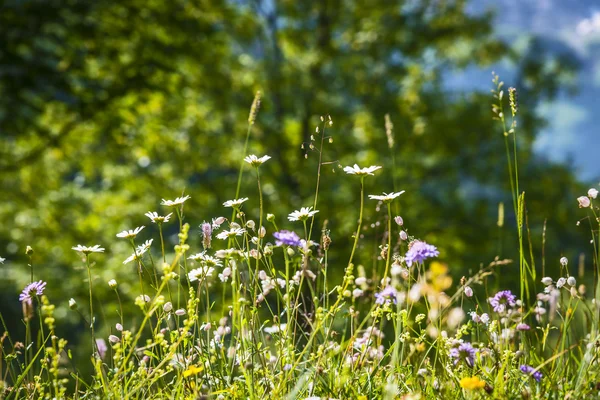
[0, 0, 589, 366]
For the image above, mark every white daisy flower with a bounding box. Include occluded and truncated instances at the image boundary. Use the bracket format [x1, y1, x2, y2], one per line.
[216, 228, 246, 240]
[343, 164, 382, 176]
[161, 195, 191, 207]
[244, 154, 271, 167]
[223, 198, 249, 208]
[72, 244, 105, 254]
[188, 252, 223, 267]
[145, 211, 172, 223]
[116, 226, 145, 239]
[123, 247, 148, 264]
[188, 266, 215, 282]
[288, 207, 319, 222]
[368, 191, 405, 203]
[137, 239, 153, 253]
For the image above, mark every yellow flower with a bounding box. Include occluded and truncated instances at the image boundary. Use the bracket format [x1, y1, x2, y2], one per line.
[460, 376, 485, 390]
[183, 364, 204, 378]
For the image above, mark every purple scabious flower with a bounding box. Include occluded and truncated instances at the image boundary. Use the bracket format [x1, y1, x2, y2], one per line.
[375, 286, 398, 305]
[489, 290, 517, 313]
[404, 240, 439, 267]
[19, 280, 47, 303]
[520, 365, 542, 382]
[273, 230, 301, 247]
[449, 342, 476, 367]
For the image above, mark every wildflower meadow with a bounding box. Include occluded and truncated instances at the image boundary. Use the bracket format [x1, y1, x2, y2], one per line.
[1, 76, 600, 400]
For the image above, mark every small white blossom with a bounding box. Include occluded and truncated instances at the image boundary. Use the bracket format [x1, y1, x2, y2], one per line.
[216, 228, 246, 240]
[108, 279, 117, 288]
[567, 276, 576, 286]
[577, 196, 591, 208]
[188, 266, 215, 282]
[116, 226, 145, 239]
[541, 277, 553, 286]
[145, 211, 172, 223]
[123, 247, 148, 264]
[288, 207, 319, 222]
[556, 277, 567, 288]
[161, 195, 191, 207]
[0, 257, 5, 264]
[464, 286, 473, 297]
[137, 239, 153, 253]
[175, 309, 186, 316]
[219, 267, 232, 282]
[244, 154, 271, 167]
[560, 256, 568, 266]
[223, 198, 249, 208]
[72, 245, 105, 254]
[343, 164, 382, 176]
[264, 323, 287, 334]
[68, 298, 77, 309]
[588, 188, 598, 199]
[368, 191, 405, 203]
[188, 252, 222, 267]
[108, 335, 120, 344]
[480, 313, 490, 324]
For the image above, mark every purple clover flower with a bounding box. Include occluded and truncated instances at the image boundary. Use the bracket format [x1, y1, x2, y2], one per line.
[375, 286, 398, 305]
[489, 290, 517, 313]
[449, 342, 476, 367]
[520, 365, 542, 382]
[404, 240, 439, 267]
[19, 280, 47, 303]
[273, 230, 301, 247]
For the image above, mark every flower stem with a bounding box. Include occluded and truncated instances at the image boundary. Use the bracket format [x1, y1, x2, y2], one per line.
[347, 177, 365, 268]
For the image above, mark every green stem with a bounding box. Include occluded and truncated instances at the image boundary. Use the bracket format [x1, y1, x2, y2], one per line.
[382, 203, 392, 285]
[86, 255, 97, 357]
[348, 177, 365, 268]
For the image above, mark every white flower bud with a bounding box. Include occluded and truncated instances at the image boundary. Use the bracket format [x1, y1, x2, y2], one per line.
[541, 277, 553, 286]
[464, 286, 473, 297]
[578, 196, 591, 208]
[560, 257, 568, 266]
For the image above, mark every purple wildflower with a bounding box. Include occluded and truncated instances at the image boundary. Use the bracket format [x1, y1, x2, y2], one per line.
[375, 286, 398, 305]
[520, 365, 542, 382]
[404, 240, 439, 267]
[489, 290, 517, 313]
[202, 222, 212, 249]
[516, 323, 530, 331]
[19, 280, 46, 302]
[449, 342, 476, 367]
[273, 230, 301, 247]
[96, 338, 108, 360]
